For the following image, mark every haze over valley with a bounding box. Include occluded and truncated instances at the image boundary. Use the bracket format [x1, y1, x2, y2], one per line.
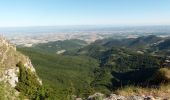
[1, 25, 170, 47]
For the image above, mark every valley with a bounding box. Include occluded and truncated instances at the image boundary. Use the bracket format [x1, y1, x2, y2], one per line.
[18, 34, 170, 100]
[1, 0, 170, 99]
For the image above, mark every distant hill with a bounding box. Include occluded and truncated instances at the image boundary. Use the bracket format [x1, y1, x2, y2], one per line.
[17, 35, 170, 99]
[76, 35, 167, 57]
[129, 35, 162, 48]
[156, 38, 170, 50]
[33, 39, 87, 54]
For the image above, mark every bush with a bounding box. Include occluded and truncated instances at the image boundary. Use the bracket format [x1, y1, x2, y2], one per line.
[149, 68, 170, 84]
[16, 61, 49, 100]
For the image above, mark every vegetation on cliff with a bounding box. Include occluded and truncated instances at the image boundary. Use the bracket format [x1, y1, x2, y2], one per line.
[16, 61, 49, 100]
[0, 37, 49, 100]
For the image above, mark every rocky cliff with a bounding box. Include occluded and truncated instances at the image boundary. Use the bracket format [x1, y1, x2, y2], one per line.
[0, 36, 42, 99]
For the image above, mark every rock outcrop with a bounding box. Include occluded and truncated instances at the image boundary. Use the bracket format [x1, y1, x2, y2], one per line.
[0, 36, 41, 98]
[84, 93, 170, 100]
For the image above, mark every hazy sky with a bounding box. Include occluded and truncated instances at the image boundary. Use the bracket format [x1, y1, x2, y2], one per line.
[0, 0, 170, 27]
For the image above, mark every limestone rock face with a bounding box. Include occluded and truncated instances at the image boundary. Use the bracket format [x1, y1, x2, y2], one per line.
[3, 68, 19, 87]
[0, 36, 40, 87]
[86, 93, 170, 100]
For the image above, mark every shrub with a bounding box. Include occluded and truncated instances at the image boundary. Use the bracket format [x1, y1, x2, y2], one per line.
[16, 61, 49, 100]
[149, 68, 170, 84]
[0, 82, 18, 100]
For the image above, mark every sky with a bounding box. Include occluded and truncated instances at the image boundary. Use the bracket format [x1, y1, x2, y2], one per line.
[0, 0, 170, 27]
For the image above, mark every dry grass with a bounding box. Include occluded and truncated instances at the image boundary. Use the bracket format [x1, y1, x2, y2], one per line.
[150, 68, 170, 83]
[116, 84, 170, 97]
[116, 68, 170, 97]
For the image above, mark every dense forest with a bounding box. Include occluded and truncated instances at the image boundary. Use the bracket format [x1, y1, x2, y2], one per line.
[18, 35, 170, 99]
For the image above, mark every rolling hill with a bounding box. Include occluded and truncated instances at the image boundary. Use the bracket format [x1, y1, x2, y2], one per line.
[17, 35, 170, 99]
[32, 39, 87, 54]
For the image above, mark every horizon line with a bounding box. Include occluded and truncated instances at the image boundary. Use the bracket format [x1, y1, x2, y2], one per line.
[0, 24, 170, 28]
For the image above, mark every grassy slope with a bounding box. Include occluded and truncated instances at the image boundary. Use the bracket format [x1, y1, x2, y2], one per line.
[18, 47, 99, 99]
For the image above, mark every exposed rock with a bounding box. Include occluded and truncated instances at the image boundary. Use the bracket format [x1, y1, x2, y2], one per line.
[144, 96, 155, 100]
[24, 58, 36, 72]
[104, 94, 126, 100]
[86, 93, 169, 100]
[56, 49, 66, 54]
[4, 68, 19, 87]
[88, 93, 104, 100]
[0, 36, 42, 99]
[76, 98, 83, 100]
[127, 95, 144, 100]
